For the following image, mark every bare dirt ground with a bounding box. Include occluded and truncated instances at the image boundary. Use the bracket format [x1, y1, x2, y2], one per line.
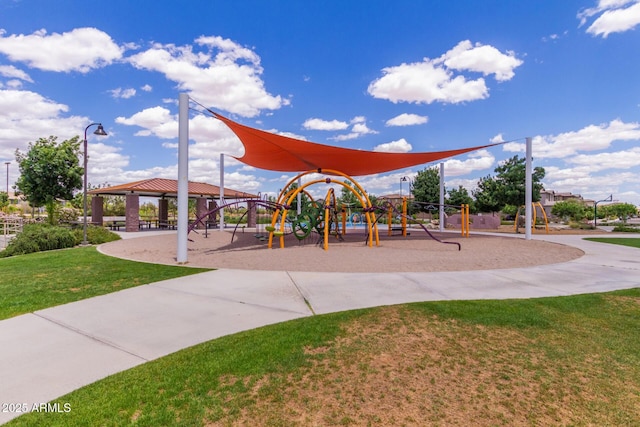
[99, 226, 587, 272]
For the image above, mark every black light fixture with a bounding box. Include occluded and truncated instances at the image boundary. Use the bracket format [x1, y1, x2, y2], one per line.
[400, 176, 408, 197]
[93, 124, 108, 136]
[82, 123, 108, 246]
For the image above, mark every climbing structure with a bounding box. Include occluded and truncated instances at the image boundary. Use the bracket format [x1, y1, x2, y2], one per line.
[267, 169, 379, 250]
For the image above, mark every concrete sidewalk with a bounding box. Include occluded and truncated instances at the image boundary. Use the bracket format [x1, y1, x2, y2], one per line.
[1, 233, 639, 424]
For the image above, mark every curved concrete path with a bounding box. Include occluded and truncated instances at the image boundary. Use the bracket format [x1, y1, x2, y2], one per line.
[1, 233, 638, 424]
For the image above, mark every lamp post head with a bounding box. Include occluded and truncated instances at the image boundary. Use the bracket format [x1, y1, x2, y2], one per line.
[93, 124, 108, 136]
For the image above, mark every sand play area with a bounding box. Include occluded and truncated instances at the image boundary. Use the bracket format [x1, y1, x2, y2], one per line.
[99, 227, 586, 273]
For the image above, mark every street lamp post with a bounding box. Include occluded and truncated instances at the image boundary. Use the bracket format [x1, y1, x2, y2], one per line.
[594, 194, 613, 229]
[400, 176, 408, 197]
[4, 162, 9, 194]
[82, 123, 108, 246]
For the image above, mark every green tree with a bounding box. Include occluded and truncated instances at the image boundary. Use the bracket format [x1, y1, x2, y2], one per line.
[0, 191, 8, 211]
[551, 199, 587, 222]
[493, 155, 545, 207]
[338, 180, 370, 208]
[70, 182, 105, 211]
[446, 185, 475, 213]
[473, 175, 503, 213]
[15, 136, 83, 225]
[473, 156, 545, 213]
[140, 201, 158, 219]
[103, 196, 126, 216]
[411, 167, 440, 211]
[602, 203, 638, 223]
[501, 204, 519, 218]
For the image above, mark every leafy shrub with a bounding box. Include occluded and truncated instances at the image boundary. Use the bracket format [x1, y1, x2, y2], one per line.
[72, 225, 121, 245]
[58, 207, 80, 224]
[1, 223, 76, 257]
[0, 224, 120, 258]
[612, 225, 640, 233]
[1, 237, 39, 256]
[569, 222, 595, 230]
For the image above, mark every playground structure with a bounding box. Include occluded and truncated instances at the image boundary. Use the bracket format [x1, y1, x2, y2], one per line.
[514, 201, 549, 234]
[410, 201, 471, 237]
[268, 169, 377, 250]
[174, 99, 535, 264]
[188, 168, 463, 251]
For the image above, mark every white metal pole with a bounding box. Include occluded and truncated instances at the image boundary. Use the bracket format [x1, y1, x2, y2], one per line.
[219, 153, 225, 231]
[177, 93, 189, 263]
[439, 163, 445, 233]
[525, 137, 533, 240]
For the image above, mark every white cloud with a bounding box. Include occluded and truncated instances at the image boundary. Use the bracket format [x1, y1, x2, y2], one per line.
[0, 27, 123, 73]
[355, 172, 414, 195]
[385, 113, 428, 127]
[0, 65, 33, 82]
[578, 0, 640, 37]
[0, 88, 88, 159]
[115, 106, 175, 137]
[373, 138, 413, 153]
[141, 84, 153, 92]
[368, 40, 522, 105]
[115, 106, 244, 158]
[87, 142, 130, 185]
[330, 132, 360, 141]
[545, 170, 640, 199]
[302, 118, 349, 131]
[305, 116, 378, 141]
[569, 146, 640, 171]
[127, 35, 287, 117]
[351, 122, 376, 135]
[368, 60, 488, 104]
[503, 119, 640, 159]
[109, 87, 137, 99]
[446, 177, 479, 193]
[490, 133, 505, 143]
[438, 40, 523, 82]
[442, 149, 495, 177]
[0, 89, 130, 188]
[5, 79, 23, 89]
[329, 117, 378, 141]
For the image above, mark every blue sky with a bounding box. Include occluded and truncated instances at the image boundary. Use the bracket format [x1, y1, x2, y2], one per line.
[1, 0, 639, 205]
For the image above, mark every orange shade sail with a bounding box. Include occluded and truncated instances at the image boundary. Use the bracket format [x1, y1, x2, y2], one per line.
[215, 112, 502, 176]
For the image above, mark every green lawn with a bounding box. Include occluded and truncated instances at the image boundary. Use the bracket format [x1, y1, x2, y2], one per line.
[3, 243, 639, 425]
[0, 246, 211, 320]
[585, 237, 640, 249]
[8, 288, 640, 426]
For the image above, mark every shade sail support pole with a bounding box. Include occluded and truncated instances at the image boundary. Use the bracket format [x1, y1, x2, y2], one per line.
[525, 137, 533, 240]
[177, 93, 189, 263]
[439, 163, 445, 233]
[219, 153, 225, 231]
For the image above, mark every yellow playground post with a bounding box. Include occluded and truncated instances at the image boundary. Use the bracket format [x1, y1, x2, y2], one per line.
[513, 202, 549, 234]
[460, 204, 470, 237]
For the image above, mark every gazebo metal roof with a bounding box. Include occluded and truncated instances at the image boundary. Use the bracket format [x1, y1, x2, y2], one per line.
[89, 178, 257, 199]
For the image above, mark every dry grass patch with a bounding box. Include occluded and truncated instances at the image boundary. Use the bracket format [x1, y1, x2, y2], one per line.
[218, 304, 639, 426]
[11, 291, 640, 427]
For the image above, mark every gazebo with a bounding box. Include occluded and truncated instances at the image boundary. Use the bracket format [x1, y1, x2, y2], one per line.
[89, 177, 257, 232]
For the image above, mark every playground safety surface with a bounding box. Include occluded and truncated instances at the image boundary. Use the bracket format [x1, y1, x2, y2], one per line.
[99, 228, 585, 272]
